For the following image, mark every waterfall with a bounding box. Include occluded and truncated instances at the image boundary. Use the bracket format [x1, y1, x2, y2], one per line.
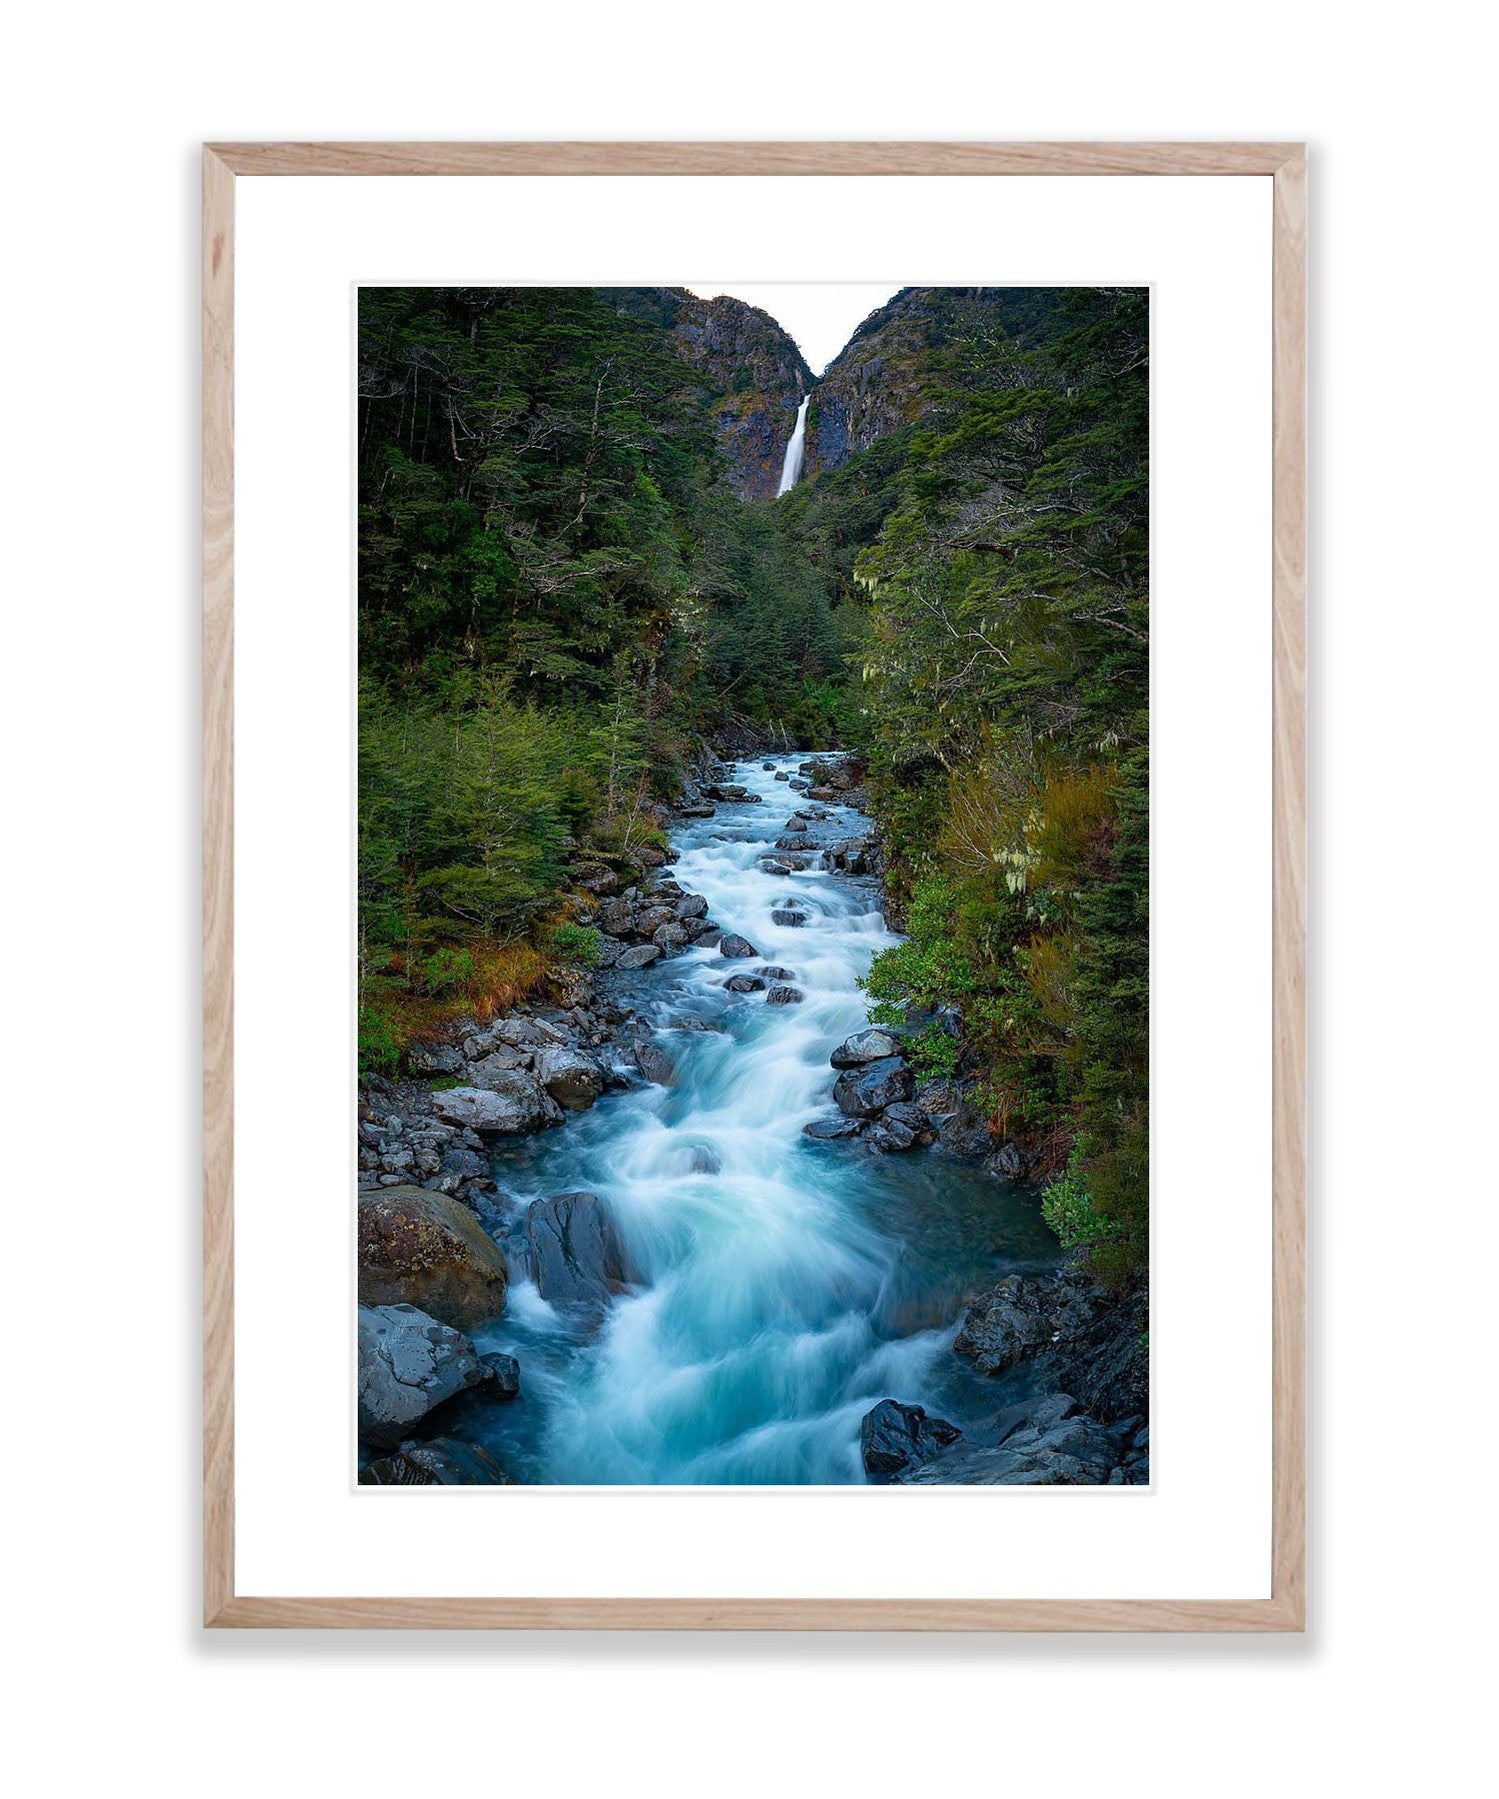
[777, 395, 810, 496]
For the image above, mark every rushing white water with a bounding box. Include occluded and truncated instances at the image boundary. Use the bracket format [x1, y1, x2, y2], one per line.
[471, 756, 1057, 1484]
[776, 396, 810, 496]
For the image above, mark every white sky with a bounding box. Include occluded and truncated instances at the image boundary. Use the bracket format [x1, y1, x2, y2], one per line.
[685, 283, 902, 377]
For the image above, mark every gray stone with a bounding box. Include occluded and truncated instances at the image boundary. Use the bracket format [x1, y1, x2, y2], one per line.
[830, 1028, 903, 1068]
[526, 1192, 636, 1316]
[478, 1352, 521, 1400]
[833, 1056, 915, 1119]
[718, 933, 760, 959]
[535, 1044, 605, 1112]
[615, 942, 662, 970]
[406, 1042, 465, 1077]
[804, 1115, 863, 1140]
[860, 1400, 963, 1481]
[432, 1073, 560, 1136]
[766, 985, 803, 1005]
[357, 1304, 486, 1448]
[360, 1436, 514, 1484]
[725, 973, 765, 993]
[633, 1038, 677, 1086]
[770, 907, 807, 927]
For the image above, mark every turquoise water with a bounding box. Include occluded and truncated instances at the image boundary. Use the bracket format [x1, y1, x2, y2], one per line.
[467, 756, 1059, 1484]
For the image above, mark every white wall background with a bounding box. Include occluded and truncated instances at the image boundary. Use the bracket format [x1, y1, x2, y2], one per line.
[4, 4, 1492, 1793]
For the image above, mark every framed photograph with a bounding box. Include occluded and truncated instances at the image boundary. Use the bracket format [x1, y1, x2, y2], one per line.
[204, 141, 1305, 1629]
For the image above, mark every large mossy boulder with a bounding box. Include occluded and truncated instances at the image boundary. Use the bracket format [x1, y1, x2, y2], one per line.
[358, 1184, 509, 1329]
[357, 1303, 487, 1448]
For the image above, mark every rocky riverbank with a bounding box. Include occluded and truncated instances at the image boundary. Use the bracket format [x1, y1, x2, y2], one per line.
[354, 747, 1147, 1486]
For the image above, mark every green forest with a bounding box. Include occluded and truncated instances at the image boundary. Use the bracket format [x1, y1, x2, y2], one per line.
[359, 284, 1148, 1282]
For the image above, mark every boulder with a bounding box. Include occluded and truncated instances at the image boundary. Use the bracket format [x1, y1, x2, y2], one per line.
[358, 1185, 510, 1328]
[773, 770, 790, 781]
[766, 985, 804, 1005]
[633, 1038, 677, 1086]
[674, 892, 709, 919]
[953, 1273, 1101, 1378]
[833, 1056, 915, 1119]
[866, 1100, 937, 1152]
[986, 1141, 1029, 1180]
[357, 1303, 487, 1448]
[770, 907, 807, 927]
[615, 942, 662, 970]
[718, 933, 760, 959]
[360, 1436, 514, 1484]
[860, 1400, 963, 1481]
[760, 858, 794, 876]
[804, 1115, 863, 1140]
[478, 1351, 521, 1400]
[758, 966, 795, 981]
[432, 1075, 560, 1136]
[725, 973, 765, 993]
[830, 1027, 903, 1069]
[782, 817, 808, 833]
[902, 1395, 1128, 1486]
[526, 1191, 635, 1316]
[406, 1041, 465, 1077]
[535, 1044, 605, 1112]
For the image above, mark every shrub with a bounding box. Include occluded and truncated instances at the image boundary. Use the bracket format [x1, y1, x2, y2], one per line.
[550, 921, 602, 966]
[1041, 1149, 1114, 1250]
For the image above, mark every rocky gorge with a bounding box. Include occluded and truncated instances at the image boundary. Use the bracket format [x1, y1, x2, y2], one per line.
[356, 751, 1147, 1486]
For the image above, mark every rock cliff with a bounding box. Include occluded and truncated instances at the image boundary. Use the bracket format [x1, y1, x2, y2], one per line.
[615, 288, 813, 501]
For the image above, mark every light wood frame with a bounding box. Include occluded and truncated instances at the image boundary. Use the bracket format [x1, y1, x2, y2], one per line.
[203, 140, 1306, 1631]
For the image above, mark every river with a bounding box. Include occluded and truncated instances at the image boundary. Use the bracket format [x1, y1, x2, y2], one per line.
[467, 753, 1061, 1483]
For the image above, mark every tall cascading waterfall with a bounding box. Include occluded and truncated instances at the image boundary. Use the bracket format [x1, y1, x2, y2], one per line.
[776, 395, 810, 496]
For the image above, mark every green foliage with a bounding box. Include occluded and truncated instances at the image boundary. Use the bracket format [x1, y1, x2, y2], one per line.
[1041, 1149, 1114, 1249]
[549, 921, 603, 966]
[844, 288, 1150, 1280]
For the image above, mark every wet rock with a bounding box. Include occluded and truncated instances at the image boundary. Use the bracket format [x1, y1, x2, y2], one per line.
[357, 1303, 488, 1448]
[358, 1185, 510, 1328]
[781, 817, 807, 833]
[804, 1114, 863, 1140]
[954, 1273, 1100, 1378]
[902, 1395, 1127, 1486]
[866, 1100, 936, 1151]
[758, 965, 795, 981]
[725, 973, 766, 993]
[360, 1436, 514, 1485]
[653, 922, 692, 954]
[760, 858, 794, 876]
[439, 1146, 490, 1184]
[770, 907, 807, 927]
[633, 1038, 677, 1086]
[986, 1141, 1029, 1181]
[534, 1044, 605, 1112]
[833, 1056, 915, 1118]
[830, 1027, 903, 1068]
[615, 943, 663, 970]
[433, 1073, 561, 1136]
[773, 770, 790, 781]
[860, 1401, 963, 1482]
[774, 836, 808, 852]
[696, 927, 723, 948]
[526, 1191, 635, 1316]
[718, 933, 760, 959]
[478, 1352, 520, 1400]
[674, 892, 709, 919]
[766, 985, 803, 1005]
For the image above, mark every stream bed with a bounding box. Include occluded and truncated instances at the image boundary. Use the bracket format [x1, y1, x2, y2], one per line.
[465, 755, 1061, 1483]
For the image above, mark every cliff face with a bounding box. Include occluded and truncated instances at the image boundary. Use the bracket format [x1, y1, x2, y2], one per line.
[803, 287, 1075, 481]
[614, 288, 813, 502]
